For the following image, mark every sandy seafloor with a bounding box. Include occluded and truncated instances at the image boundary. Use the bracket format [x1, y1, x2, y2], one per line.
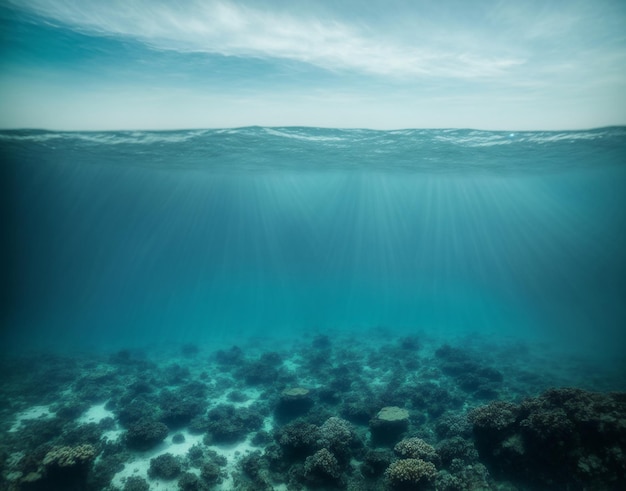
[1, 330, 625, 491]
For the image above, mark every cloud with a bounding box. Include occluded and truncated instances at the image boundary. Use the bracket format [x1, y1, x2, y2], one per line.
[8, 0, 524, 79]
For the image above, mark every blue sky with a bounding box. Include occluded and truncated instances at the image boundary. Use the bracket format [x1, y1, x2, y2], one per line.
[0, 0, 625, 130]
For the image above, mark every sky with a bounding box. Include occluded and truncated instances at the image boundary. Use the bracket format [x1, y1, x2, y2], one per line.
[0, 0, 625, 130]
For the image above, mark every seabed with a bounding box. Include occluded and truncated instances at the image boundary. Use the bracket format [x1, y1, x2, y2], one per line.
[1, 329, 624, 490]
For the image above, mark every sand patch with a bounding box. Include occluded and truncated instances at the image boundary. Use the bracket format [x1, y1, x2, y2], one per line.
[9, 405, 54, 432]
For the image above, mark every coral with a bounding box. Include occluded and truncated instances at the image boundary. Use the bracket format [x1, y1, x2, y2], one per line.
[370, 406, 410, 445]
[178, 471, 209, 491]
[148, 453, 181, 480]
[360, 449, 394, 477]
[434, 413, 472, 439]
[182, 381, 209, 399]
[436, 437, 479, 467]
[172, 433, 186, 444]
[340, 397, 376, 425]
[252, 430, 272, 446]
[55, 399, 90, 420]
[385, 458, 437, 490]
[123, 475, 150, 491]
[19, 417, 66, 450]
[275, 387, 314, 422]
[435, 345, 502, 398]
[159, 388, 205, 427]
[162, 363, 191, 384]
[238, 451, 271, 489]
[73, 370, 118, 403]
[237, 357, 282, 385]
[43, 444, 97, 468]
[470, 388, 626, 489]
[394, 438, 438, 464]
[377, 406, 410, 422]
[469, 401, 518, 434]
[117, 397, 158, 426]
[318, 388, 341, 404]
[205, 404, 263, 443]
[329, 363, 361, 391]
[434, 345, 470, 364]
[187, 444, 204, 467]
[277, 421, 321, 459]
[320, 417, 353, 446]
[519, 408, 575, 450]
[409, 382, 463, 417]
[319, 416, 357, 463]
[62, 422, 103, 445]
[312, 335, 332, 349]
[228, 390, 249, 402]
[127, 379, 155, 397]
[214, 346, 245, 365]
[200, 461, 223, 484]
[5, 332, 626, 491]
[125, 419, 169, 450]
[88, 449, 128, 490]
[283, 387, 309, 397]
[435, 463, 492, 491]
[399, 336, 421, 351]
[109, 349, 133, 365]
[304, 448, 342, 483]
[28, 444, 99, 490]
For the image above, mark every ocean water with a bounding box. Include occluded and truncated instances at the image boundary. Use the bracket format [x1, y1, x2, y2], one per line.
[3, 126, 625, 355]
[1, 127, 626, 491]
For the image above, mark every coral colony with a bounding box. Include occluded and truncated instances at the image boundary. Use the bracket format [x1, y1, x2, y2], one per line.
[1, 333, 624, 490]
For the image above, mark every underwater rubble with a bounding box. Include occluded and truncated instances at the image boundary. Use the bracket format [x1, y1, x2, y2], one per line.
[0, 332, 624, 491]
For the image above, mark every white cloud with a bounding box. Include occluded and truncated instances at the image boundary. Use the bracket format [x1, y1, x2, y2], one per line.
[10, 0, 524, 78]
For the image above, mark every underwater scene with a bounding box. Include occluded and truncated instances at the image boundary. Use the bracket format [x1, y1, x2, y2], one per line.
[1, 126, 626, 491]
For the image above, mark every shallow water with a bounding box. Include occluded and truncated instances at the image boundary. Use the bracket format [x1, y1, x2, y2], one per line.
[1, 127, 625, 490]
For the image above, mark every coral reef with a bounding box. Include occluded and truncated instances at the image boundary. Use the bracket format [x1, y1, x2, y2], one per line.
[385, 458, 437, 490]
[178, 471, 209, 491]
[1, 335, 624, 491]
[42, 444, 97, 468]
[304, 448, 342, 485]
[394, 438, 439, 465]
[123, 476, 150, 491]
[148, 453, 182, 480]
[125, 419, 169, 450]
[370, 406, 410, 445]
[319, 416, 358, 462]
[204, 404, 264, 443]
[470, 388, 626, 489]
[275, 387, 314, 421]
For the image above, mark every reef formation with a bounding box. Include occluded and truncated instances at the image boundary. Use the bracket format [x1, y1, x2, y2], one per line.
[0, 333, 624, 490]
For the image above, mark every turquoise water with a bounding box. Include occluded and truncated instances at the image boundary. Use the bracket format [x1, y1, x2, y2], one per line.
[2, 127, 626, 491]
[2, 126, 626, 356]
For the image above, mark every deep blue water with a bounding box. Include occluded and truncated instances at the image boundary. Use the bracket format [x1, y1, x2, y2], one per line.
[2, 126, 626, 359]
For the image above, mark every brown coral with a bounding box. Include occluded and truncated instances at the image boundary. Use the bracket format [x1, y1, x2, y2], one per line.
[43, 444, 96, 468]
[468, 401, 518, 432]
[394, 438, 438, 463]
[304, 448, 341, 480]
[385, 458, 437, 489]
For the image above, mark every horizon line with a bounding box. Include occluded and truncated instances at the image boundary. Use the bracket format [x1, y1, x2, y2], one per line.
[1, 124, 625, 134]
